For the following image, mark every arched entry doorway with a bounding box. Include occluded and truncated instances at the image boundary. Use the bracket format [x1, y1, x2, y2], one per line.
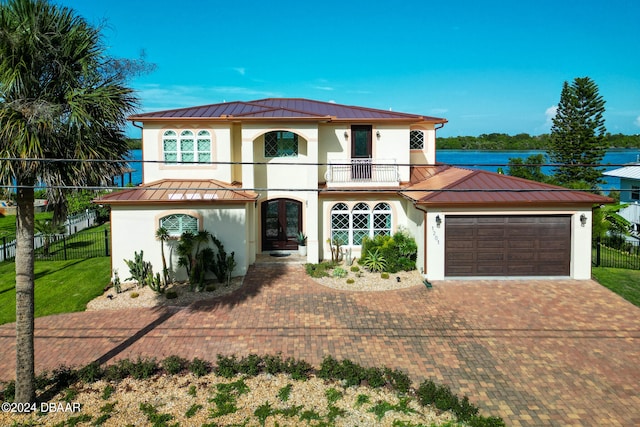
[261, 198, 302, 251]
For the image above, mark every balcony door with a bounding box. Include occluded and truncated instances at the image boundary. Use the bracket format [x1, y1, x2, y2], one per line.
[351, 125, 372, 179]
[262, 198, 302, 251]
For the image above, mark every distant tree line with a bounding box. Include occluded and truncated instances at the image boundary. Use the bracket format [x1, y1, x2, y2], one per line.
[437, 133, 640, 150]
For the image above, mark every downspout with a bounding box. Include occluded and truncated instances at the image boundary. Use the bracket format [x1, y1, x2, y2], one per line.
[401, 193, 429, 277]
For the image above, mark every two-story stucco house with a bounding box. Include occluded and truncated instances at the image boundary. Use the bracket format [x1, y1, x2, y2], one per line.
[97, 98, 611, 281]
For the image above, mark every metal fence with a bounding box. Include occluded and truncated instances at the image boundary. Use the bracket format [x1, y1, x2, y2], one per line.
[1, 229, 109, 262]
[592, 236, 640, 270]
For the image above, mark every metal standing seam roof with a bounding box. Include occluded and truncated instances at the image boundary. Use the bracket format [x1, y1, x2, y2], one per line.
[402, 167, 613, 206]
[128, 98, 448, 123]
[96, 179, 258, 204]
[603, 164, 640, 180]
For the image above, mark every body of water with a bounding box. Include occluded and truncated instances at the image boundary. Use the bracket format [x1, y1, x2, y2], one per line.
[117, 148, 640, 191]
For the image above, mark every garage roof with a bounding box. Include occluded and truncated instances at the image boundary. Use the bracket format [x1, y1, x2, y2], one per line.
[97, 179, 258, 205]
[403, 165, 613, 206]
[129, 98, 447, 124]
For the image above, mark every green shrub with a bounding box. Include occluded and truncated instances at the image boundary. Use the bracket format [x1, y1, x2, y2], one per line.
[332, 267, 347, 278]
[130, 292, 139, 299]
[78, 362, 104, 383]
[362, 249, 387, 272]
[128, 357, 159, 380]
[380, 272, 389, 279]
[162, 355, 189, 375]
[350, 265, 360, 272]
[305, 262, 330, 278]
[346, 278, 355, 284]
[189, 358, 212, 377]
[360, 230, 418, 273]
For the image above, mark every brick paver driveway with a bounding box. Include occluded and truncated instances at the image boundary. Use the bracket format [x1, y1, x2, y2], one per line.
[1, 263, 639, 426]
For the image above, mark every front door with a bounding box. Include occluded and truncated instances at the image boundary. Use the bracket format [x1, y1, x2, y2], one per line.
[351, 125, 372, 179]
[262, 198, 302, 250]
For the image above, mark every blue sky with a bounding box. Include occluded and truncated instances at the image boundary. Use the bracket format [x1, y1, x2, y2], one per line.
[57, 0, 640, 137]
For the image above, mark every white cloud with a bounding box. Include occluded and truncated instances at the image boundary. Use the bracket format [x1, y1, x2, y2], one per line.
[544, 105, 558, 126]
[232, 67, 246, 76]
[634, 115, 640, 127]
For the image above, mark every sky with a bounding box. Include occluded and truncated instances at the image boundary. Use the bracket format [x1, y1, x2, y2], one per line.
[56, 0, 640, 137]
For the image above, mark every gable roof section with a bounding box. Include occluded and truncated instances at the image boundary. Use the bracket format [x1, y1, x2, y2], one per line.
[402, 166, 612, 206]
[96, 179, 258, 205]
[603, 164, 640, 180]
[129, 98, 447, 124]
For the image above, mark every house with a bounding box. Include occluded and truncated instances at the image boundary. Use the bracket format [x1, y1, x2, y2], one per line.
[604, 163, 640, 237]
[97, 98, 611, 281]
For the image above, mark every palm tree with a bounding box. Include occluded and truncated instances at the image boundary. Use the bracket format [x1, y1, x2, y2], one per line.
[0, 0, 140, 402]
[155, 227, 170, 287]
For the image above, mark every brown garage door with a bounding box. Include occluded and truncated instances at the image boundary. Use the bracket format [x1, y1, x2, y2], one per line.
[445, 215, 571, 276]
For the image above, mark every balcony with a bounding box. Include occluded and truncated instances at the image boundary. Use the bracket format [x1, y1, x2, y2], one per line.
[324, 159, 400, 188]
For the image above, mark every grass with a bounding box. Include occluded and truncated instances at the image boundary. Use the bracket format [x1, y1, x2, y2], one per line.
[592, 267, 640, 307]
[0, 211, 53, 239]
[0, 257, 110, 325]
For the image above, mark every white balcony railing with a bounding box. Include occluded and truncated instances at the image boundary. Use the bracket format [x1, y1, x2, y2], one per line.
[325, 159, 400, 187]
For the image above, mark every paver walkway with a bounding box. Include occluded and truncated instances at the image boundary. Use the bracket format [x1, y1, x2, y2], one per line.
[1, 263, 639, 426]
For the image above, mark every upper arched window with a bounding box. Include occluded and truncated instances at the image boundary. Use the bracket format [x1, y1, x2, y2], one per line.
[410, 130, 424, 150]
[265, 131, 298, 157]
[159, 213, 198, 237]
[163, 129, 212, 164]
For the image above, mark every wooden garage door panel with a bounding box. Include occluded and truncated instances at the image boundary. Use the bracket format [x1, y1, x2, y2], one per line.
[445, 215, 571, 277]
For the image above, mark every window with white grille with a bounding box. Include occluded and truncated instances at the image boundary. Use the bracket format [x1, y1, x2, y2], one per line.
[410, 130, 424, 150]
[159, 214, 198, 237]
[330, 202, 392, 246]
[162, 129, 211, 164]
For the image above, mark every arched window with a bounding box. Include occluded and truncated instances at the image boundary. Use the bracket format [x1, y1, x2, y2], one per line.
[162, 129, 212, 164]
[162, 130, 178, 163]
[330, 202, 393, 246]
[373, 203, 392, 236]
[159, 214, 198, 237]
[265, 131, 298, 157]
[410, 130, 424, 150]
[352, 203, 371, 245]
[330, 203, 350, 245]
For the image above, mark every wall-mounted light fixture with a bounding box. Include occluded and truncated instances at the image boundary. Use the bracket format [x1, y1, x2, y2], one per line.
[344, 131, 349, 140]
[580, 213, 587, 227]
[376, 130, 381, 139]
[435, 215, 442, 227]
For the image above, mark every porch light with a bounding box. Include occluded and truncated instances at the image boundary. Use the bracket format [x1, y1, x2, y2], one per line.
[344, 131, 349, 140]
[435, 215, 442, 227]
[580, 213, 587, 226]
[376, 130, 381, 139]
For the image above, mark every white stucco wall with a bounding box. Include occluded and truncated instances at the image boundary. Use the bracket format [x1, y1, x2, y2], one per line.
[140, 122, 234, 183]
[423, 208, 595, 281]
[110, 204, 251, 284]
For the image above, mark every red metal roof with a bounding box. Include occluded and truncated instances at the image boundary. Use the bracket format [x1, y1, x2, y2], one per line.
[97, 179, 258, 205]
[129, 98, 448, 124]
[402, 166, 613, 206]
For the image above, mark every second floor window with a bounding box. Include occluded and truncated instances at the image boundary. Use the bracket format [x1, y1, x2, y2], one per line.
[265, 131, 298, 157]
[163, 130, 211, 164]
[410, 130, 424, 150]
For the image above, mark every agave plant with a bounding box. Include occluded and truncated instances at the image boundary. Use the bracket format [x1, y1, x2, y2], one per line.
[362, 249, 387, 273]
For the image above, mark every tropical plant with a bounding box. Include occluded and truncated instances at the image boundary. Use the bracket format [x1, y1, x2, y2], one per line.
[0, 0, 149, 402]
[155, 227, 170, 287]
[124, 251, 152, 288]
[506, 154, 548, 182]
[593, 204, 631, 240]
[296, 231, 307, 246]
[209, 235, 237, 286]
[177, 231, 211, 291]
[361, 248, 387, 272]
[548, 77, 608, 189]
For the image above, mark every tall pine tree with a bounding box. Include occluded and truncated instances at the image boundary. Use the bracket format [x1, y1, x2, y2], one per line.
[548, 77, 607, 189]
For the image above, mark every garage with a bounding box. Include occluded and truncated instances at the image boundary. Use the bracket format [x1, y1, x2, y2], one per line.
[445, 215, 571, 277]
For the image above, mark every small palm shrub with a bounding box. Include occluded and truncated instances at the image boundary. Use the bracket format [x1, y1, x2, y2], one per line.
[360, 230, 418, 273]
[361, 249, 387, 272]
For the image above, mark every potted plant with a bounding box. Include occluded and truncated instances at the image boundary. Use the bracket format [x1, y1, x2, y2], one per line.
[297, 231, 307, 256]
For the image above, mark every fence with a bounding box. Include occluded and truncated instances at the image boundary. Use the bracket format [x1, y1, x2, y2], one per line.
[592, 236, 640, 270]
[1, 229, 109, 262]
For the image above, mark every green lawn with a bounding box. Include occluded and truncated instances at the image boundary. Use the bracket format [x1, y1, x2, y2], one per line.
[0, 257, 110, 325]
[0, 211, 53, 239]
[592, 267, 640, 307]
